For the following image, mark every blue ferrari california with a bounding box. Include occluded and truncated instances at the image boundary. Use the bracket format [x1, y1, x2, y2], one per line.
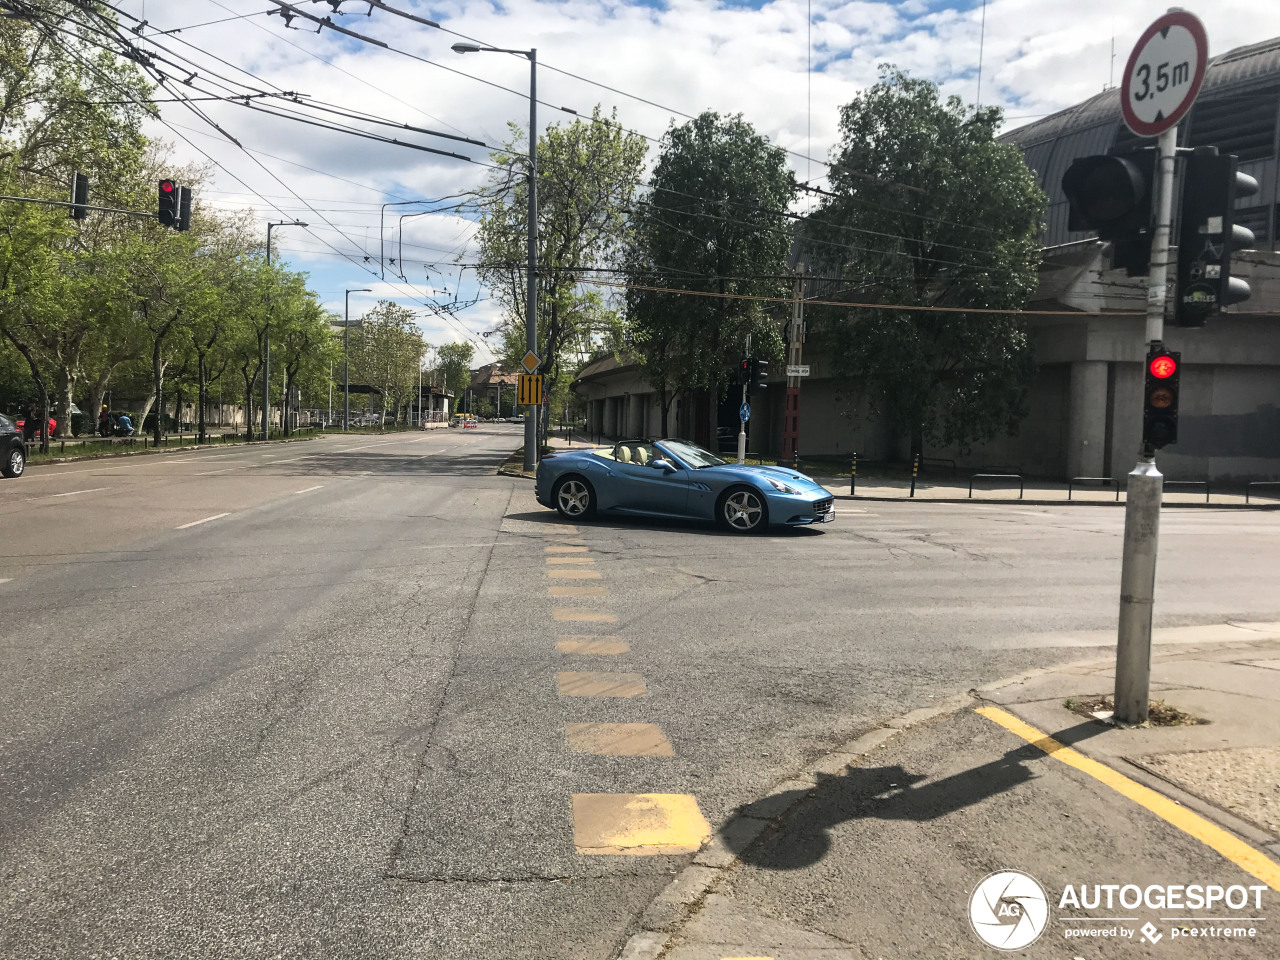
[534, 438, 834, 532]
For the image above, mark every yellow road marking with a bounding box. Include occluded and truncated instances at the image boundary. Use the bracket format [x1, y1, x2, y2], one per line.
[572, 793, 709, 855]
[548, 569, 602, 579]
[548, 586, 607, 597]
[565, 723, 674, 756]
[557, 639, 630, 655]
[557, 671, 646, 698]
[545, 545, 589, 553]
[545, 556, 595, 565]
[552, 609, 617, 622]
[976, 706, 1280, 891]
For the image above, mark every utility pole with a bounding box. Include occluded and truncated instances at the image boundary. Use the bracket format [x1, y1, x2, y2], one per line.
[783, 265, 805, 464]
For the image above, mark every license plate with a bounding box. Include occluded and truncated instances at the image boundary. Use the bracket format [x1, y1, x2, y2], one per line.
[819, 511, 834, 522]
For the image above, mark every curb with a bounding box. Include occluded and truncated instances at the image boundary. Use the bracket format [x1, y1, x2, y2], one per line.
[25, 432, 323, 467]
[832, 493, 1280, 510]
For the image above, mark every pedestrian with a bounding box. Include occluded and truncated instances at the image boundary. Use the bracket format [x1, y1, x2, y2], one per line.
[99, 404, 111, 438]
[23, 402, 37, 442]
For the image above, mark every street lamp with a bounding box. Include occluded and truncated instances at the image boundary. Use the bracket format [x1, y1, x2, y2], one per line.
[343, 288, 371, 431]
[264, 220, 308, 440]
[453, 41, 538, 472]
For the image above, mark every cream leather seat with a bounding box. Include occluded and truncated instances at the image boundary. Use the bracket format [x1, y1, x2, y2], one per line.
[634, 446, 649, 465]
[618, 445, 632, 463]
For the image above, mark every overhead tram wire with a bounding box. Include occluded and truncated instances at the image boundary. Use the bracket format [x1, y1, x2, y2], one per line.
[49, 11, 493, 351]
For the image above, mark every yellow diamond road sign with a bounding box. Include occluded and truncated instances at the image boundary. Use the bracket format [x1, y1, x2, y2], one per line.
[521, 351, 540, 373]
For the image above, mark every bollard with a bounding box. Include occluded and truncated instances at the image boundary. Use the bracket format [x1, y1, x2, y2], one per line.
[909, 453, 919, 498]
[792, 447, 799, 471]
[850, 453, 857, 496]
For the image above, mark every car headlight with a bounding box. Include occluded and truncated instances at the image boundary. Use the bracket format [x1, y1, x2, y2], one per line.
[765, 476, 802, 495]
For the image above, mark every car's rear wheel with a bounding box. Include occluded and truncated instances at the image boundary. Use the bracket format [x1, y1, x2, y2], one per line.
[553, 475, 596, 520]
[3, 444, 25, 478]
[718, 486, 766, 533]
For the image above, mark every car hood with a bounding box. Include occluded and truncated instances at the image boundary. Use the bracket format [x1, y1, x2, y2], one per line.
[704, 462, 828, 492]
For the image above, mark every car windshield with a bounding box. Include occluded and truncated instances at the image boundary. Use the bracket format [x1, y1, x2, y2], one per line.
[659, 439, 726, 468]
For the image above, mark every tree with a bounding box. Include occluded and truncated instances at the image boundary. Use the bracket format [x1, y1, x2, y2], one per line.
[347, 300, 424, 425]
[800, 68, 1046, 457]
[435, 341, 473, 406]
[473, 106, 646, 443]
[625, 111, 795, 440]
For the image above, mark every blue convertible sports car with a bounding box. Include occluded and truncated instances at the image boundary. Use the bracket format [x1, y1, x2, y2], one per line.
[534, 438, 834, 533]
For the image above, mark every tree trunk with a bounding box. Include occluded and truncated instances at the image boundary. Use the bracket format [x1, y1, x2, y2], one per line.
[243, 367, 256, 440]
[151, 339, 165, 445]
[55, 366, 76, 438]
[5, 327, 53, 454]
[87, 367, 112, 438]
[197, 352, 207, 444]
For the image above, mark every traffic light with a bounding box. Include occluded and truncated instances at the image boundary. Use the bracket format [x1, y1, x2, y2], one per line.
[70, 172, 89, 221]
[158, 178, 178, 226]
[1142, 346, 1180, 451]
[753, 358, 768, 392]
[1061, 150, 1156, 275]
[737, 357, 751, 386]
[177, 185, 192, 231]
[1173, 147, 1260, 327]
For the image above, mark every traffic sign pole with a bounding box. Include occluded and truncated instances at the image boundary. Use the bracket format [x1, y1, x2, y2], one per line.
[1112, 10, 1206, 726]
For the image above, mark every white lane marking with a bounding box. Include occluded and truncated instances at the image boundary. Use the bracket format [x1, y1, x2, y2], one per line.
[0, 578, 12, 584]
[262, 455, 312, 465]
[175, 512, 230, 529]
[293, 485, 324, 495]
[194, 468, 236, 476]
[21, 487, 108, 502]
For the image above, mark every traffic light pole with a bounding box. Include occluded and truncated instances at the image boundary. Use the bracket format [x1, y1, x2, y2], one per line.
[737, 334, 750, 464]
[1114, 124, 1177, 726]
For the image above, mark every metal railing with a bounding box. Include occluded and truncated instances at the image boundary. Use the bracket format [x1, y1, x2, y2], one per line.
[1068, 476, 1122, 501]
[1245, 481, 1280, 504]
[969, 473, 1024, 499]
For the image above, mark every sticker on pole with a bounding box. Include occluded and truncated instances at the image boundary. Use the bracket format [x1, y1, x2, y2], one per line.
[1120, 10, 1208, 138]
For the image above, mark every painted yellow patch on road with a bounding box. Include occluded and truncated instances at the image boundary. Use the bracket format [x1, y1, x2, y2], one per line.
[566, 723, 674, 756]
[545, 556, 595, 565]
[545, 545, 589, 553]
[977, 706, 1280, 892]
[547, 569, 602, 579]
[557, 671, 646, 698]
[552, 608, 617, 623]
[557, 639, 630, 655]
[572, 793, 710, 855]
[549, 586, 607, 598]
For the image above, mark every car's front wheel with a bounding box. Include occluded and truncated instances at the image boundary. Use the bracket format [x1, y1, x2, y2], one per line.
[3, 444, 25, 478]
[553, 475, 596, 520]
[718, 486, 766, 533]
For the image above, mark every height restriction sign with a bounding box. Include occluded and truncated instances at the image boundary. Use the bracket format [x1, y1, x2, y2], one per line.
[517, 374, 543, 406]
[1120, 10, 1208, 137]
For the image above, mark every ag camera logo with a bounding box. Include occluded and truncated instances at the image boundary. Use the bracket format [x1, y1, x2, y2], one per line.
[969, 870, 1050, 950]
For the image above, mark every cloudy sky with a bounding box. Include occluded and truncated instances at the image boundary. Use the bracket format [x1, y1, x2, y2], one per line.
[111, 0, 1280, 364]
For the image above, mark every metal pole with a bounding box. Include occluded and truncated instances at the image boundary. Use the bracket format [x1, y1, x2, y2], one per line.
[1113, 124, 1176, 726]
[329, 362, 333, 426]
[524, 49, 539, 473]
[737, 332, 750, 464]
[264, 223, 273, 441]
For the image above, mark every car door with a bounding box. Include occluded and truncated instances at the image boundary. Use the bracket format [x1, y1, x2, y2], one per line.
[607, 444, 690, 516]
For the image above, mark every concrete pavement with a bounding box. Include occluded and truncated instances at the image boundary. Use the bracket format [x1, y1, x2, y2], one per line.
[620, 623, 1280, 959]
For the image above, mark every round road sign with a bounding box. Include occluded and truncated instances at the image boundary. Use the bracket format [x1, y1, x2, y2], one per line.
[1121, 11, 1208, 138]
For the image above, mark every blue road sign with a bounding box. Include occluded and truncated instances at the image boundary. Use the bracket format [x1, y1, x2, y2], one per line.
[739, 402, 751, 422]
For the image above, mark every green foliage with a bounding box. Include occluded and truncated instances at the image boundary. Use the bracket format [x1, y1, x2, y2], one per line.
[801, 68, 1047, 454]
[435, 341, 474, 401]
[625, 111, 795, 431]
[347, 301, 426, 420]
[474, 106, 647, 382]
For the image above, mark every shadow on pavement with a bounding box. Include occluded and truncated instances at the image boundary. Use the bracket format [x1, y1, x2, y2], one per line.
[727, 718, 1111, 871]
[502, 510, 830, 539]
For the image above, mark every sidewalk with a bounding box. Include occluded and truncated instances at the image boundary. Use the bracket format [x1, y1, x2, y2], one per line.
[621, 622, 1280, 959]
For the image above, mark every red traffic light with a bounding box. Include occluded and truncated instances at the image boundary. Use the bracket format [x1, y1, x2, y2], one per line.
[1149, 355, 1178, 379]
[160, 179, 175, 193]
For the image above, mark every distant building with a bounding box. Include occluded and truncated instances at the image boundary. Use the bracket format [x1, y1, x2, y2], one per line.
[573, 38, 1280, 483]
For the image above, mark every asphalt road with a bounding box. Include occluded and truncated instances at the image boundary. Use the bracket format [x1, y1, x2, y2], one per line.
[1, 427, 1277, 959]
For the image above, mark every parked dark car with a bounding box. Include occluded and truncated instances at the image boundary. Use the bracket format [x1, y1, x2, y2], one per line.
[1, 414, 26, 478]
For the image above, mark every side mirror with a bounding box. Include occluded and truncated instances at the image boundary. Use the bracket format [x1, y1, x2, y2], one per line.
[651, 458, 677, 472]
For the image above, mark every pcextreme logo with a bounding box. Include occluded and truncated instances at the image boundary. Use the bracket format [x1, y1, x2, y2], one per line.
[968, 870, 1050, 950]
